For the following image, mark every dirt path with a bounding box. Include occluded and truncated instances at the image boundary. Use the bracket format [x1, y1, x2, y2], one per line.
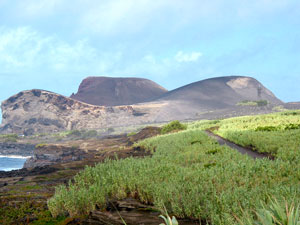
[205, 130, 269, 159]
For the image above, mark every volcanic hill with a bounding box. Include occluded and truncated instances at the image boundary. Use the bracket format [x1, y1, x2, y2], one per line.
[0, 76, 287, 134]
[70, 76, 167, 106]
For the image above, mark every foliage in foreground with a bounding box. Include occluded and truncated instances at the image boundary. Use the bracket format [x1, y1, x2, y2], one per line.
[238, 198, 300, 225]
[48, 115, 300, 225]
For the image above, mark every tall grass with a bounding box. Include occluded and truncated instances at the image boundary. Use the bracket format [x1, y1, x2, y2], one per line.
[48, 118, 300, 224]
[208, 110, 300, 161]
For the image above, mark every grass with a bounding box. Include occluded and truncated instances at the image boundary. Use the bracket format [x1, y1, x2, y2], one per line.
[237, 198, 300, 225]
[47, 111, 300, 224]
[206, 110, 300, 161]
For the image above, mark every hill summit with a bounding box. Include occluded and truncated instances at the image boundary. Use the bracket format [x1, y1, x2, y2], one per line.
[70, 76, 167, 106]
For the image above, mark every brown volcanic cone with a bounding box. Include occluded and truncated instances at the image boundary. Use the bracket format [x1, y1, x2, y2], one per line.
[156, 76, 282, 108]
[70, 76, 167, 106]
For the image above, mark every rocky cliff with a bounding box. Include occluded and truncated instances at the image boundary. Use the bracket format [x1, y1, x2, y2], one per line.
[70, 76, 167, 106]
[23, 144, 90, 168]
[0, 143, 35, 157]
[0, 89, 160, 134]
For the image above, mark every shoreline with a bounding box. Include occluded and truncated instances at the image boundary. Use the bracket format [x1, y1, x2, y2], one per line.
[0, 155, 32, 159]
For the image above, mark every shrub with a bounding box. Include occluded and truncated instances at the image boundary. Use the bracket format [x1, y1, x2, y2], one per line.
[161, 120, 187, 134]
[284, 124, 300, 130]
[127, 132, 137, 137]
[67, 130, 81, 137]
[35, 143, 47, 148]
[256, 100, 268, 106]
[255, 126, 279, 132]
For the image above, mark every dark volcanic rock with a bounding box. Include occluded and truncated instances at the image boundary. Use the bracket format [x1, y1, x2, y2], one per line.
[0, 142, 34, 157]
[23, 145, 90, 168]
[0, 166, 58, 178]
[70, 76, 167, 106]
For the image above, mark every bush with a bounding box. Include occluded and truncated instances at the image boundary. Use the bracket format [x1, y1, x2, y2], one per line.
[161, 120, 187, 134]
[256, 100, 268, 106]
[284, 124, 300, 130]
[67, 130, 81, 137]
[127, 132, 137, 137]
[35, 143, 47, 148]
[255, 126, 279, 132]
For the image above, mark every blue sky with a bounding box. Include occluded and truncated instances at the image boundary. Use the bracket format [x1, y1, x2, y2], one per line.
[0, 0, 300, 105]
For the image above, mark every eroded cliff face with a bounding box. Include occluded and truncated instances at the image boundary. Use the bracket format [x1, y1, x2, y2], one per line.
[0, 89, 158, 135]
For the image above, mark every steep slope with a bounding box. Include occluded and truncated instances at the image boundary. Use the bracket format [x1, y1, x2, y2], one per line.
[156, 76, 282, 108]
[144, 76, 283, 121]
[70, 76, 167, 106]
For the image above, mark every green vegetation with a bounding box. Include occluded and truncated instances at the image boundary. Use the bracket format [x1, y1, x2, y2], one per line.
[272, 105, 287, 112]
[238, 198, 300, 225]
[0, 134, 19, 142]
[237, 100, 268, 106]
[210, 110, 300, 160]
[0, 199, 66, 225]
[160, 120, 187, 134]
[127, 131, 137, 137]
[35, 143, 47, 148]
[47, 111, 300, 224]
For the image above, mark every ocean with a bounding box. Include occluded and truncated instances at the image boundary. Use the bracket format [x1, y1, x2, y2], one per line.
[0, 156, 28, 171]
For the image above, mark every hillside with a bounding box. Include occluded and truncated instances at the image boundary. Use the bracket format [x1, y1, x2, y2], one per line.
[156, 76, 282, 108]
[0, 76, 289, 135]
[70, 76, 167, 106]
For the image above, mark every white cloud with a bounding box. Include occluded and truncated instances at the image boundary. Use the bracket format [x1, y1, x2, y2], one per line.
[0, 26, 122, 74]
[175, 51, 202, 63]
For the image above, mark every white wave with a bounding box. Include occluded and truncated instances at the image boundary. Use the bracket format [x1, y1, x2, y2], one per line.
[0, 155, 31, 159]
[0, 167, 22, 171]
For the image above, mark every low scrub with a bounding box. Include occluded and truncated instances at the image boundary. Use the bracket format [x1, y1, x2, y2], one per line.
[237, 100, 268, 106]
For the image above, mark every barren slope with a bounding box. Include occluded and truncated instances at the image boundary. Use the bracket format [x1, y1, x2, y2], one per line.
[70, 76, 167, 106]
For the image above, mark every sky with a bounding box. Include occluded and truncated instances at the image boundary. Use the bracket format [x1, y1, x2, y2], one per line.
[0, 0, 300, 107]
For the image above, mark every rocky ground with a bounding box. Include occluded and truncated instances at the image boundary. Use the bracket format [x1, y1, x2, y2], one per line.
[0, 127, 200, 224]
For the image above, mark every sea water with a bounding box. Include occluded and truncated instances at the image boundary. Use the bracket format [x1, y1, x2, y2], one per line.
[0, 155, 29, 171]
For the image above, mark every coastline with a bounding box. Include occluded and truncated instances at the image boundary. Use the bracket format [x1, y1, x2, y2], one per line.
[0, 155, 31, 159]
